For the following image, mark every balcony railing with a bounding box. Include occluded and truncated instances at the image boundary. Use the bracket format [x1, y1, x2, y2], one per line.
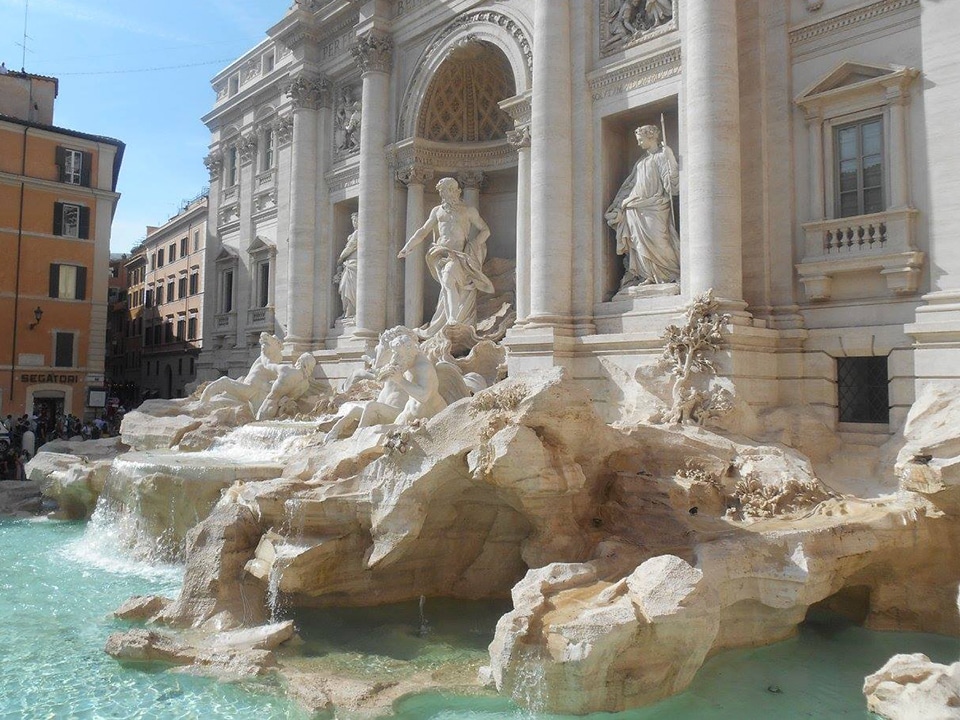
[797, 207, 923, 302]
[247, 306, 275, 328]
[214, 312, 236, 335]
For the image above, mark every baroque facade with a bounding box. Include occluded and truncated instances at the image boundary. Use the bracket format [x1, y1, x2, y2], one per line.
[199, 0, 960, 435]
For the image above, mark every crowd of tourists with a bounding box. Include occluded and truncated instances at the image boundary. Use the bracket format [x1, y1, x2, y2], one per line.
[1, 410, 123, 480]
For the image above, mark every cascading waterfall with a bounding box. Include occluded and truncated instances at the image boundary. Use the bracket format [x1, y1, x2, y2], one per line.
[511, 646, 548, 716]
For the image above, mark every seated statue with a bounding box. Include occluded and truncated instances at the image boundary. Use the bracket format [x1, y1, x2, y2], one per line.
[256, 352, 318, 421]
[199, 333, 283, 417]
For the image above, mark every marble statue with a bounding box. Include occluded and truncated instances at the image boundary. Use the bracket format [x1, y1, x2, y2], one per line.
[323, 326, 447, 442]
[605, 124, 680, 287]
[256, 352, 318, 421]
[336, 88, 361, 152]
[398, 177, 494, 336]
[334, 213, 359, 319]
[606, 0, 674, 48]
[199, 332, 282, 415]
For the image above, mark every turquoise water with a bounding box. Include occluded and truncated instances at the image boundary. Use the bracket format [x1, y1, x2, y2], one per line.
[0, 517, 305, 720]
[1, 516, 957, 719]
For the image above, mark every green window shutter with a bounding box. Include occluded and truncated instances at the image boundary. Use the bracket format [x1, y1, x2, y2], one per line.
[55, 147, 66, 182]
[80, 152, 93, 187]
[75, 266, 87, 300]
[49, 264, 60, 298]
[53, 202, 64, 236]
[79, 206, 91, 239]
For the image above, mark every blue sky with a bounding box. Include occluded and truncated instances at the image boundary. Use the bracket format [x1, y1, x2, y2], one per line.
[0, 0, 288, 252]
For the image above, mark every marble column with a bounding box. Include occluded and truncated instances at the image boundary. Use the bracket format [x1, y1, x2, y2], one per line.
[283, 74, 326, 348]
[527, 0, 573, 325]
[353, 30, 394, 338]
[886, 88, 909, 210]
[682, 0, 745, 307]
[507, 126, 531, 321]
[399, 165, 432, 328]
[805, 110, 824, 221]
[457, 170, 485, 210]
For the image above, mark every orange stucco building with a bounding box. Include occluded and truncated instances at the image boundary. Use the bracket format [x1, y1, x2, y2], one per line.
[0, 70, 124, 419]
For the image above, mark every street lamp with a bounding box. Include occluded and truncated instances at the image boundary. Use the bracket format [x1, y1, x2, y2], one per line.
[28, 306, 43, 330]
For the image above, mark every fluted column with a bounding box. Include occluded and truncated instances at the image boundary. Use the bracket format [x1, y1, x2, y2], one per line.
[683, 0, 744, 306]
[507, 126, 531, 321]
[353, 30, 394, 338]
[284, 74, 327, 347]
[527, 0, 573, 325]
[399, 165, 432, 328]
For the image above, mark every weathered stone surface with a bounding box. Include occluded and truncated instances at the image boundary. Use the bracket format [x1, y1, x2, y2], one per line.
[897, 383, 960, 513]
[864, 653, 960, 720]
[113, 595, 171, 621]
[0, 480, 43, 516]
[158, 503, 268, 631]
[26, 452, 112, 519]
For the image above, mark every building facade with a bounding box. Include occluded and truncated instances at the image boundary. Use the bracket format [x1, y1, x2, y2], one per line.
[0, 70, 124, 419]
[199, 0, 960, 435]
[134, 195, 207, 399]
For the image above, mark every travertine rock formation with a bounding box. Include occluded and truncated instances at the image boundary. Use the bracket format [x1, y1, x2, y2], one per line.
[863, 653, 960, 720]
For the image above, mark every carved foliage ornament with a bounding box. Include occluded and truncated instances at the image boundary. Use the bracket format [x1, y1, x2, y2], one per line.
[352, 31, 393, 75]
[204, 151, 224, 180]
[284, 74, 331, 109]
[275, 115, 294, 146]
[506, 125, 530, 150]
[396, 165, 434, 187]
[237, 134, 259, 164]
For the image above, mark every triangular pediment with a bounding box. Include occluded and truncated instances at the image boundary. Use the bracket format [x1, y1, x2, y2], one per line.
[247, 235, 276, 255]
[215, 245, 238, 263]
[797, 62, 906, 103]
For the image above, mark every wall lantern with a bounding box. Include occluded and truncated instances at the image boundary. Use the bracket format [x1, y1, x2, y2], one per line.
[28, 306, 43, 330]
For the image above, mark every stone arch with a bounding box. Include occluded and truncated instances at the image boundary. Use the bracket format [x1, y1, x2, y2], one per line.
[398, 8, 533, 141]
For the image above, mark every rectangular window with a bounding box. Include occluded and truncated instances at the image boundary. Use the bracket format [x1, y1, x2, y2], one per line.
[226, 146, 238, 187]
[178, 277, 187, 299]
[193, 229, 201, 253]
[145, 288, 153, 308]
[53, 202, 90, 239]
[57, 147, 91, 186]
[187, 316, 197, 340]
[153, 324, 162, 346]
[157, 248, 164, 267]
[54, 332, 74, 367]
[168, 243, 176, 262]
[257, 262, 270, 308]
[48, 264, 86, 300]
[189, 272, 199, 296]
[176, 318, 186, 341]
[167, 280, 175, 301]
[164, 321, 173, 344]
[222, 270, 234, 313]
[837, 356, 889, 424]
[835, 117, 884, 218]
[261, 130, 274, 172]
[180, 237, 188, 257]
[156, 285, 164, 305]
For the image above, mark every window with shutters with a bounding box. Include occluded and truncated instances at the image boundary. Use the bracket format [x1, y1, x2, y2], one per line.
[48, 264, 86, 300]
[156, 285, 163, 305]
[164, 319, 174, 344]
[167, 280, 175, 302]
[157, 249, 164, 268]
[54, 202, 89, 239]
[144, 288, 153, 308]
[169, 243, 177, 262]
[54, 332, 75, 367]
[176, 317, 186, 342]
[187, 315, 197, 340]
[57, 147, 91, 187]
[189, 271, 199, 295]
[178, 276, 187, 299]
[180, 237, 188, 257]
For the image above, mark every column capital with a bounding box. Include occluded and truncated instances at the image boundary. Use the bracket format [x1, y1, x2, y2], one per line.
[275, 114, 294, 146]
[352, 30, 393, 75]
[237, 133, 259, 164]
[457, 169, 486, 190]
[506, 125, 531, 150]
[203, 151, 223, 181]
[397, 164, 434, 187]
[283, 73, 332, 110]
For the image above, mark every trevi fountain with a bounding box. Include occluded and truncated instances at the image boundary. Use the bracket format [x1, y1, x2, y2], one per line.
[6, 0, 960, 717]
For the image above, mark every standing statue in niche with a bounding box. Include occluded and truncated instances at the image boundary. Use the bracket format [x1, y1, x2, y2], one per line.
[336, 88, 362, 153]
[334, 212, 359, 319]
[605, 124, 680, 287]
[398, 177, 494, 336]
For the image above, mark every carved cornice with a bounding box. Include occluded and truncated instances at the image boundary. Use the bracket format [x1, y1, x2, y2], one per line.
[275, 114, 294, 146]
[284, 73, 332, 109]
[396, 165, 434, 187]
[326, 163, 361, 193]
[237, 134, 259, 164]
[789, 0, 919, 46]
[392, 139, 517, 175]
[352, 31, 394, 75]
[203, 151, 224, 180]
[588, 46, 681, 101]
[506, 126, 531, 150]
[499, 93, 532, 127]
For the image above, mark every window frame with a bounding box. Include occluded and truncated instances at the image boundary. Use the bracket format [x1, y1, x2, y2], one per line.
[830, 112, 885, 220]
[53, 331, 76, 368]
